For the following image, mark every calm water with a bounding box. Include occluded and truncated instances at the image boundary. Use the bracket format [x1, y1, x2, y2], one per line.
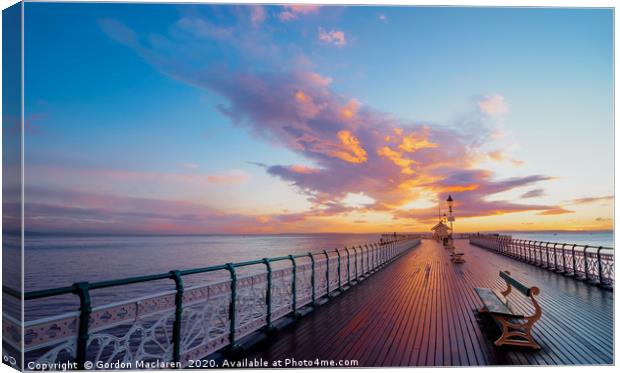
[499, 231, 614, 247]
[22, 234, 381, 319]
[17, 231, 613, 320]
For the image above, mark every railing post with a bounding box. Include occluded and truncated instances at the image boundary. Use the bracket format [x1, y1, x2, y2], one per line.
[596, 246, 604, 285]
[545, 242, 551, 268]
[526, 240, 531, 263]
[366, 244, 372, 273]
[353, 246, 359, 281]
[363, 245, 368, 276]
[323, 250, 330, 296]
[371, 244, 375, 270]
[560, 243, 567, 273]
[582, 246, 589, 280]
[225, 263, 238, 348]
[383, 242, 387, 264]
[289, 255, 299, 316]
[336, 249, 342, 291]
[552, 243, 558, 270]
[170, 270, 184, 364]
[74, 282, 91, 370]
[345, 247, 352, 285]
[262, 258, 273, 328]
[308, 253, 316, 306]
[571, 244, 577, 277]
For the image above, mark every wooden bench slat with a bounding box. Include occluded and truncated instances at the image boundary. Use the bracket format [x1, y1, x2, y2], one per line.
[474, 288, 523, 318]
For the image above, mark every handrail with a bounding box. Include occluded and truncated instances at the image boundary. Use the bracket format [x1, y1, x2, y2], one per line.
[469, 234, 613, 289]
[7, 234, 422, 369]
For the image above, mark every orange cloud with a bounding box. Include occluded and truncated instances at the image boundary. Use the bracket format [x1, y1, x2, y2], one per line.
[440, 184, 480, 192]
[331, 130, 368, 163]
[377, 146, 415, 175]
[340, 99, 360, 119]
[487, 150, 524, 166]
[295, 90, 309, 102]
[537, 208, 575, 216]
[398, 129, 438, 152]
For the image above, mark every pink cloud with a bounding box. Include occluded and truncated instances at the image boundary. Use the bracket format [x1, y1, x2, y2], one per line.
[279, 5, 320, 21]
[570, 195, 613, 205]
[98, 18, 139, 47]
[174, 17, 234, 41]
[249, 5, 266, 26]
[487, 150, 524, 166]
[21, 187, 269, 234]
[477, 94, 508, 116]
[318, 27, 347, 47]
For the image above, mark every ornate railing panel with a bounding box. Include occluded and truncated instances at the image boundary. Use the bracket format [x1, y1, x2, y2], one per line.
[7, 235, 421, 369]
[469, 235, 613, 289]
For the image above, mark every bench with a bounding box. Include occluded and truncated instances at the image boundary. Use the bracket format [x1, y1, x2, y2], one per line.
[445, 239, 465, 263]
[475, 270, 542, 349]
[451, 252, 465, 263]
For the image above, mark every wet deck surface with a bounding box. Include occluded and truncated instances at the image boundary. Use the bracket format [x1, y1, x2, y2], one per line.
[245, 239, 613, 366]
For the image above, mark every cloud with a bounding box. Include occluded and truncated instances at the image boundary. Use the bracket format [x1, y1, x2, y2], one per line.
[595, 217, 612, 222]
[19, 187, 273, 234]
[378, 14, 388, 23]
[91, 13, 562, 231]
[279, 5, 320, 21]
[98, 18, 139, 47]
[181, 163, 199, 170]
[477, 94, 508, 117]
[318, 27, 347, 47]
[487, 150, 524, 166]
[521, 188, 545, 199]
[249, 5, 266, 26]
[570, 195, 613, 205]
[174, 17, 234, 41]
[537, 208, 575, 216]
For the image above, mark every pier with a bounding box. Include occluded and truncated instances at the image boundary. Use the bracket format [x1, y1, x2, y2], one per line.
[245, 239, 613, 365]
[3, 236, 613, 368]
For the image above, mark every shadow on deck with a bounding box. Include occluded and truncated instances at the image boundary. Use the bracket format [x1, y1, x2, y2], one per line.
[243, 239, 613, 366]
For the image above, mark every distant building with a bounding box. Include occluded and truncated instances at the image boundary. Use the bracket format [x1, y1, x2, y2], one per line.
[431, 221, 451, 241]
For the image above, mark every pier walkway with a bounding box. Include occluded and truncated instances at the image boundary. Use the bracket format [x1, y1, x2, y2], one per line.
[245, 239, 613, 366]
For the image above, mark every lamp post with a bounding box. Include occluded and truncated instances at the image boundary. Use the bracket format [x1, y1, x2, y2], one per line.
[446, 195, 454, 238]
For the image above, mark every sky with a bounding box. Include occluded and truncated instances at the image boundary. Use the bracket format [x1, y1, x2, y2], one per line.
[17, 3, 613, 234]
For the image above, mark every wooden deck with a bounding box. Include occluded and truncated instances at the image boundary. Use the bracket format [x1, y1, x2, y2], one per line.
[244, 239, 613, 366]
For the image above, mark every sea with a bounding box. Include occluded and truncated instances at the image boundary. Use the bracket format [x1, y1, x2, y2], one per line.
[498, 231, 613, 247]
[7, 231, 612, 320]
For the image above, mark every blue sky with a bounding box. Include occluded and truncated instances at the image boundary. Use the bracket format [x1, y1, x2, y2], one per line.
[22, 3, 613, 233]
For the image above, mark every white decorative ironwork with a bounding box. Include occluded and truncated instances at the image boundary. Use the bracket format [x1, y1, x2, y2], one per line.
[470, 235, 614, 287]
[18, 236, 422, 368]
